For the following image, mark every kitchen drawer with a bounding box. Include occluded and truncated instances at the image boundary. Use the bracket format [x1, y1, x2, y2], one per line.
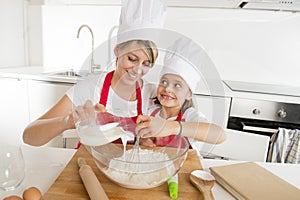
[0, 77, 30, 144]
[27, 80, 74, 148]
[193, 95, 231, 128]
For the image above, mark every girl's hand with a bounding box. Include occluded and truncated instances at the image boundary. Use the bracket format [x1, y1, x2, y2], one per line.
[136, 115, 179, 138]
[139, 138, 156, 147]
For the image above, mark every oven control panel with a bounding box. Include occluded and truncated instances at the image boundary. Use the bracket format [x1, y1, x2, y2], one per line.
[230, 98, 300, 125]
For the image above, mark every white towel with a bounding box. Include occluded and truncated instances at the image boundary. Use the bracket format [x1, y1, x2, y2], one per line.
[285, 130, 300, 163]
[270, 128, 300, 164]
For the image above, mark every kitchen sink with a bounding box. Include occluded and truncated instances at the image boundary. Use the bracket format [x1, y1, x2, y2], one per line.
[50, 71, 81, 77]
[43, 70, 88, 78]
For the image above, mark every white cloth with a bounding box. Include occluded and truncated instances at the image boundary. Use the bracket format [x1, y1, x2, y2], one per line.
[269, 128, 300, 164]
[161, 37, 202, 93]
[117, 0, 167, 44]
[66, 73, 156, 117]
[147, 105, 208, 154]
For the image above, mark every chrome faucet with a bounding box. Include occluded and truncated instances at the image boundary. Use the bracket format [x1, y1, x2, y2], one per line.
[77, 24, 96, 74]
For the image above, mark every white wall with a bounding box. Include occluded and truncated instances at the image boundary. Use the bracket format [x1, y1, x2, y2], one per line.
[0, 0, 26, 67]
[30, 5, 300, 87]
[27, 4, 43, 66]
[165, 8, 300, 87]
[37, 5, 120, 72]
[3, 2, 300, 87]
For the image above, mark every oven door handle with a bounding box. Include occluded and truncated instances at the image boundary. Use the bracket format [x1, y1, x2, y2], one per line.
[241, 122, 278, 134]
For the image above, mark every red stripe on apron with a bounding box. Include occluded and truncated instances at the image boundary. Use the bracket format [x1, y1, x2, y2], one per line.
[76, 70, 143, 149]
[99, 70, 143, 143]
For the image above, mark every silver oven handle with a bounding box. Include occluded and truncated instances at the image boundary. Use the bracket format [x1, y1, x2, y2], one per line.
[241, 122, 278, 134]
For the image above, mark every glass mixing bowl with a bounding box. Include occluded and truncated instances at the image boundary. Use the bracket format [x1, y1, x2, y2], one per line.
[91, 136, 189, 189]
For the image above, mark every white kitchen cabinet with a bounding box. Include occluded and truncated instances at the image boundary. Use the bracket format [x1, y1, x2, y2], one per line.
[0, 77, 30, 145]
[192, 95, 231, 156]
[193, 95, 231, 128]
[27, 80, 73, 121]
[27, 80, 74, 147]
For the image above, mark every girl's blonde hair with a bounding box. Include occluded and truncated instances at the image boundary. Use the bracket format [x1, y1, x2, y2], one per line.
[181, 98, 194, 112]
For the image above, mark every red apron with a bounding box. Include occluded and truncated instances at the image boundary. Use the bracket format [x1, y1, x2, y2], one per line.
[98, 70, 143, 143]
[75, 70, 143, 149]
[152, 108, 188, 148]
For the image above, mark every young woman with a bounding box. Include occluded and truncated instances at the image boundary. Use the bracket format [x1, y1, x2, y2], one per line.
[23, 0, 167, 146]
[136, 37, 226, 147]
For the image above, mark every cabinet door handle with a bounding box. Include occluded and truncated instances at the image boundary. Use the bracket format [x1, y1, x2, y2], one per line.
[241, 122, 278, 134]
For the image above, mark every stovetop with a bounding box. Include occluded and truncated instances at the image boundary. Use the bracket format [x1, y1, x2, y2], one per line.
[224, 80, 300, 98]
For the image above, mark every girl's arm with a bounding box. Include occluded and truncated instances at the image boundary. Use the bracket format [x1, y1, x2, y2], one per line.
[136, 115, 226, 144]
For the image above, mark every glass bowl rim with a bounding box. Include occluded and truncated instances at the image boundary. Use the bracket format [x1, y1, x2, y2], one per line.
[91, 137, 189, 165]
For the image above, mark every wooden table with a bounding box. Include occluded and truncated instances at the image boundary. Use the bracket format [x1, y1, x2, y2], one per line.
[44, 145, 203, 200]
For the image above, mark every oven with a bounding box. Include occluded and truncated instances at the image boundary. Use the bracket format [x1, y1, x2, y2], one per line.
[227, 98, 300, 160]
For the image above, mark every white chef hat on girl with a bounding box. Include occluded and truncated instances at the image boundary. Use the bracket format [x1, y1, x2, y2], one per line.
[160, 37, 202, 93]
[117, 0, 167, 45]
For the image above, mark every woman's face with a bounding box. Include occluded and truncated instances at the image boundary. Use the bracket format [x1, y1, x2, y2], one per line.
[157, 74, 192, 109]
[114, 41, 152, 85]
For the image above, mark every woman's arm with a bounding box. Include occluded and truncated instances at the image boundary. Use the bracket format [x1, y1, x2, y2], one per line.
[136, 115, 226, 144]
[23, 96, 106, 146]
[23, 95, 75, 146]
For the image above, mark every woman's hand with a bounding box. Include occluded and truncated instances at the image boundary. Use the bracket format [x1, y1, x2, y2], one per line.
[73, 100, 106, 126]
[136, 115, 180, 138]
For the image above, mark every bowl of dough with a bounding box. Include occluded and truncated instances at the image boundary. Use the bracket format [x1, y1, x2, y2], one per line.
[91, 136, 189, 189]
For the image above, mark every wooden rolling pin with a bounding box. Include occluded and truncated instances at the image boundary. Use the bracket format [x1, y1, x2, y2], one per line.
[77, 157, 109, 200]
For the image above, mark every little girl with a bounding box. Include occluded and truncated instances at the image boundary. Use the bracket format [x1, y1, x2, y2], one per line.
[136, 37, 226, 147]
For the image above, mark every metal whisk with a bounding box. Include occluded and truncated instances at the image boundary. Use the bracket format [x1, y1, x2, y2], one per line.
[128, 133, 141, 162]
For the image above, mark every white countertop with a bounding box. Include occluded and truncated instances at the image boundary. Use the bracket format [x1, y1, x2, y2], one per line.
[0, 66, 299, 104]
[1, 145, 299, 199]
[0, 145, 76, 199]
[194, 79, 300, 104]
[0, 66, 79, 84]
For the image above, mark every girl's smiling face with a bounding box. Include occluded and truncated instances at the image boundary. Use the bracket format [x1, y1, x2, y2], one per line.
[114, 41, 153, 85]
[157, 74, 192, 110]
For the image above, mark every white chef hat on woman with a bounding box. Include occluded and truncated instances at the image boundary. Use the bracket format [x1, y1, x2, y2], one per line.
[117, 0, 167, 44]
[161, 37, 202, 93]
